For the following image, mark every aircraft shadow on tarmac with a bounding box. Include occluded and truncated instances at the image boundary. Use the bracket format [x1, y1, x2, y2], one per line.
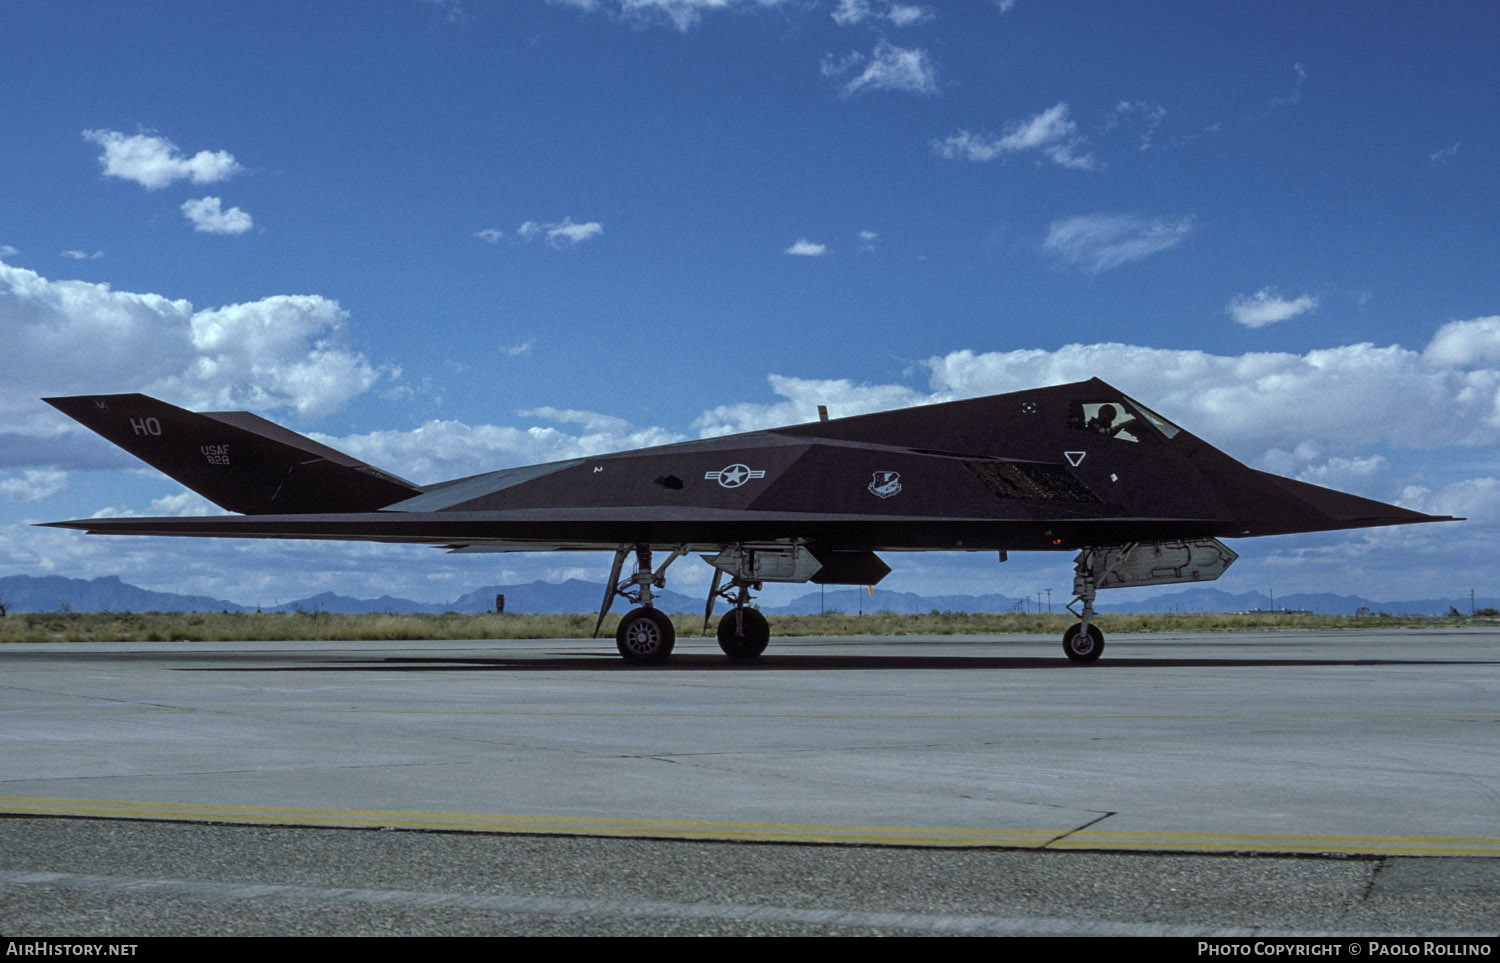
[177, 653, 1500, 672]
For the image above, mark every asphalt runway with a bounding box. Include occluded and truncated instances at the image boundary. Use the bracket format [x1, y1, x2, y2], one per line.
[3, 629, 1498, 935]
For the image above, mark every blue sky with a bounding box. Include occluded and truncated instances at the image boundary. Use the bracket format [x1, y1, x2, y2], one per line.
[3, 0, 1498, 608]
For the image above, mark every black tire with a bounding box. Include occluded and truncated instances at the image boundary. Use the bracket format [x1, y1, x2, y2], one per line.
[1062, 622, 1104, 663]
[716, 607, 770, 661]
[615, 607, 676, 665]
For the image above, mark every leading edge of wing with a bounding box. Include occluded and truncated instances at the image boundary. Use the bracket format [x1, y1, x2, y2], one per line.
[38, 508, 1246, 551]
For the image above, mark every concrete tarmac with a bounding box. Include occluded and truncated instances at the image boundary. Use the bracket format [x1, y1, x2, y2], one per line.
[2, 629, 1498, 935]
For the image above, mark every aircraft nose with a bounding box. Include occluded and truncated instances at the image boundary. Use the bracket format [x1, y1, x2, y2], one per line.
[1249, 470, 1457, 534]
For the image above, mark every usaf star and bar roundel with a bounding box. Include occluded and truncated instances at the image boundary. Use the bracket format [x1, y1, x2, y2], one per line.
[705, 463, 766, 488]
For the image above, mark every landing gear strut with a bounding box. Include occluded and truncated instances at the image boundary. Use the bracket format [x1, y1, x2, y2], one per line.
[703, 557, 771, 662]
[595, 544, 685, 665]
[1063, 547, 1105, 663]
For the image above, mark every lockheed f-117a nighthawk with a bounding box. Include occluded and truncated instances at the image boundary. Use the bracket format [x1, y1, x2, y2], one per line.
[41, 378, 1456, 664]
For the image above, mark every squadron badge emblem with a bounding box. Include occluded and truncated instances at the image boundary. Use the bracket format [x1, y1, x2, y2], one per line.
[868, 471, 902, 499]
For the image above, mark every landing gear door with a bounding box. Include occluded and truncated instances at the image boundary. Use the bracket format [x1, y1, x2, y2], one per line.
[1085, 538, 1239, 592]
[706, 545, 822, 584]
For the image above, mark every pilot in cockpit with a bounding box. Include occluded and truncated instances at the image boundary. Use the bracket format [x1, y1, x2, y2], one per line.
[1085, 403, 1140, 440]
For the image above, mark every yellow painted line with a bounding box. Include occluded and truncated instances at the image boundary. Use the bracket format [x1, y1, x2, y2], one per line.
[0, 796, 1050, 846]
[3, 796, 1497, 855]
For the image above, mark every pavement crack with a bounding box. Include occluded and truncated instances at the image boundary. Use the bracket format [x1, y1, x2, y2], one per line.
[1043, 811, 1116, 848]
[1360, 858, 1389, 903]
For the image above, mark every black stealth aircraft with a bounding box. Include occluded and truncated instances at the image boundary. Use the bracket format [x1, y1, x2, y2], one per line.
[41, 379, 1455, 664]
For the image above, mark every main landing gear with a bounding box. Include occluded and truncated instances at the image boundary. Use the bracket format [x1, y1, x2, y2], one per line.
[594, 544, 777, 665]
[616, 607, 675, 664]
[1063, 547, 1105, 663]
[595, 544, 686, 665]
[705, 568, 770, 662]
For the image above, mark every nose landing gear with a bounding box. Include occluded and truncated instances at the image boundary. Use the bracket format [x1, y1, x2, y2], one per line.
[1063, 547, 1104, 663]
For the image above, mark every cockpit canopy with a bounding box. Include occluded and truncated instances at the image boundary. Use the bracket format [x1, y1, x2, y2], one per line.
[1067, 395, 1182, 444]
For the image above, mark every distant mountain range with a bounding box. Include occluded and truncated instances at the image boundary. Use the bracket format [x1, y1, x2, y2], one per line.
[1, 573, 1492, 618]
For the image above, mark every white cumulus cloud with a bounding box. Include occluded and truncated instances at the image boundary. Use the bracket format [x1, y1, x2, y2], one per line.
[82, 129, 242, 190]
[149, 491, 217, 516]
[180, 197, 253, 235]
[831, 0, 932, 27]
[919, 339, 1500, 455]
[518, 406, 631, 433]
[323, 415, 685, 484]
[517, 217, 603, 248]
[1226, 289, 1319, 328]
[1424, 316, 1500, 367]
[785, 238, 827, 256]
[694, 375, 923, 437]
[0, 261, 387, 442]
[550, 0, 788, 32]
[0, 469, 67, 503]
[838, 41, 937, 97]
[933, 103, 1097, 170]
[1042, 213, 1194, 272]
[1429, 142, 1460, 166]
[1110, 100, 1168, 151]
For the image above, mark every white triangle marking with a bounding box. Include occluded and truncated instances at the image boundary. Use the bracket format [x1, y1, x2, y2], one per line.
[1064, 451, 1086, 467]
